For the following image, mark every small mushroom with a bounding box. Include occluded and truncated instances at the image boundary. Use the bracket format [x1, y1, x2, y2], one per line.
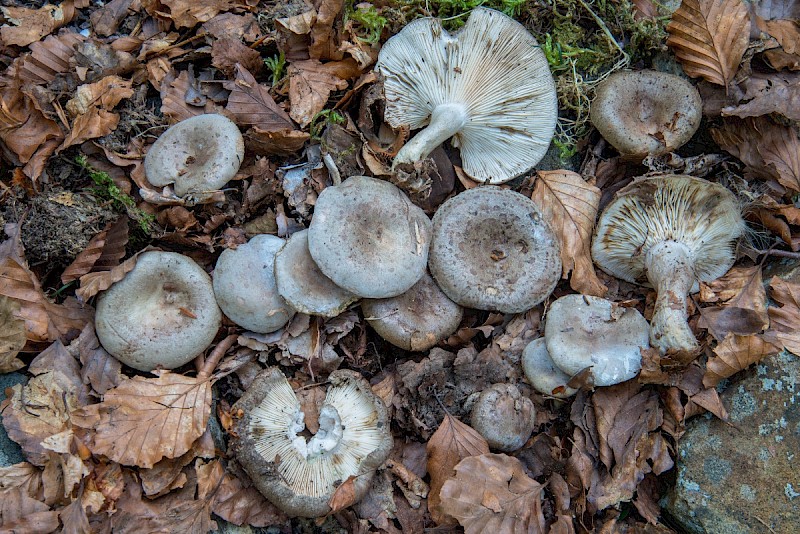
[213, 235, 295, 333]
[521, 338, 577, 399]
[544, 294, 648, 387]
[232, 367, 393, 518]
[95, 251, 222, 372]
[144, 114, 244, 197]
[361, 272, 463, 351]
[308, 176, 432, 298]
[428, 186, 561, 313]
[470, 383, 536, 452]
[376, 7, 558, 183]
[274, 229, 358, 317]
[590, 70, 702, 160]
[592, 175, 745, 354]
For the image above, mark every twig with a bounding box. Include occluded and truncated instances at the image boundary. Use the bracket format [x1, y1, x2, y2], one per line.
[753, 249, 800, 260]
[198, 334, 238, 379]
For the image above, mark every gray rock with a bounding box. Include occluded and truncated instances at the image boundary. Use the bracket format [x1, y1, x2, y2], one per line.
[0, 372, 27, 467]
[664, 352, 800, 533]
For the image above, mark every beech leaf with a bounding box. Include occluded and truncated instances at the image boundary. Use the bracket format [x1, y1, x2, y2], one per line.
[225, 64, 295, 131]
[722, 72, 800, 122]
[666, 0, 750, 87]
[704, 334, 780, 387]
[287, 59, 360, 127]
[697, 265, 770, 340]
[767, 277, 800, 355]
[0, 296, 26, 372]
[531, 170, 606, 297]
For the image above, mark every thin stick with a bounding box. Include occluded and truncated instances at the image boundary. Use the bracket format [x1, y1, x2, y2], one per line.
[754, 249, 800, 260]
[199, 334, 238, 379]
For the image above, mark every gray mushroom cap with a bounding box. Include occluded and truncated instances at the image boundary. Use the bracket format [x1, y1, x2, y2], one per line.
[544, 294, 648, 387]
[521, 338, 578, 399]
[95, 251, 221, 372]
[590, 70, 702, 160]
[376, 7, 558, 183]
[428, 186, 561, 313]
[361, 272, 463, 351]
[232, 367, 393, 518]
[213, 235, 295, 333]
[469, 383, 536, 452]
[144, 113, 244, 197]
[274, 230, 358, 317]
[308, 176, 432, 299]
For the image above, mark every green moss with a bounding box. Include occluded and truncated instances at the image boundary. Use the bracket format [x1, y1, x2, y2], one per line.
[264, 51, 286, 87]
[310, 109, 346, 140]
[345, 1, 388, 44]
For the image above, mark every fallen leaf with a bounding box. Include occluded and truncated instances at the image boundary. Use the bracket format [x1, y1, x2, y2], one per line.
[66, 75, 134, 116]
[592, 381, 641, 470]
[704, 333, 780, 387]
[157, 0, 249, 29]
[666, 0, 750, 87]
[59, 489, 91, 534]
[309, 0, 345, 61]
[159, 69, 220, 123]
[73, 323, 123, 396]
[697, 265, 770, 340]
[767, 276, 800, 354]
[140, 430, 214, 497]
[10, 31, 85, 85]
[58, 109, 121, 151]
[76, 247, 147, 302]
[439, 453, 546, 534]
[426, 413, 490, 525]
[71, 371, 212, 468]
[328, 475, 359, 513]
[62, 217, 128, 284]
[90, 0, 133, 36]
[245, 127, 310, 156]
[0, 296, 26, 373]
[225, 63, 295, 131]
[0, 4, 76, 47]
[723, 72, 800, 122]
[288, 59, 360, 127]
[211, 38, 263, 77]
[0, 84, 63, 165]
[531, 170, 606, 296]
[0, 467, 60, 534]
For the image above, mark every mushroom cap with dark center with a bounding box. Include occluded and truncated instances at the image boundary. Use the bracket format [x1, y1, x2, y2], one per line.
[232, 367, 393, 518]
[469, 383, 536, 452]
[428, 186, 561, 313]
[590, 70, 702, 159]
[95, 251, 221, 372]
[213, 235, 295, 333]
[308, 176, 432, 299]
[521, 338, 578, 399]
[274, 230, 358, 317]
[144, 113, 244, 197]
[361, 272, 463, 351]
[544, 294, 648, 387]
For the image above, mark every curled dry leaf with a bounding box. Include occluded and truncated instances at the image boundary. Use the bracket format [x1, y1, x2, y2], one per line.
[426, 412, 490, 525]
[76, 246, 149, 302]
[0, 4, 76, 47]
[65, 75, 134, 116]
[288, 58, 361, 127]
[666, 0, 750, 88]
[703, 333, 780, 387]
[58, 109, 121, 152]
[439, 453, 546, 534]
[723, 72, 800, 122]
[0, 84, 63, 165]
[0, 296, 26, 373]
[531, 170, 606, 297]
[767, 276, 800, 355]
[697, 265, 770, 340]
[71, 371, 212, 468]
[211, 38, 263, 76]
[73, 323, 123, 395]
[62, 216, 128, 285]
[225, 64, 294, 131]
[10, 31, 85, 85]
[156, 0, 248, 29]
[140, 429, 215, 497]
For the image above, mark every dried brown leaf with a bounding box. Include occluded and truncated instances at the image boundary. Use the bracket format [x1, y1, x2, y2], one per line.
[754, 0, 800, 19]
[309, 0, 345, 61]
[65, 76, 134, 116]
[0, 481, 60, 534]
[58, 109, 120, 151]
[211, 38, 262, 77]
[288, 59, 360, 127]
[767, 276, 800, 354]
[140, 430, 214, 497]
[593, 381, 641, 470]
[531, 170, 606, 296]
[9, 31, 85, 85]
[62, 217, 128, 284]
[90, 0, 133, 36]
[439, 453, 546, 534]
[245, 127, 310, 156]
[76, 247, 145, 302]
[758, 118, 800, 193]
[0, 296, 26, 373]
[704, 333, 780, 387]
[697, 265, 770, 340]
[426, 413, 490, 525]
[328, 475, 359, 513]
[0, 85, 63, 165]
[159, 69, 221, 123]
[723, 72, 800, 121]
[59, 491, 90, 534]
[0, 4, 76, 47]
[225, 63, 295, 131]
[158, 0, 249, 28]
[666, 0, 750, 87]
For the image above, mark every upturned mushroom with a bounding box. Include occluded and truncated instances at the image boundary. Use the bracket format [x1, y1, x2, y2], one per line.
[213, 235, 295, 333]
[361, 272, 463, 351]
[95, 251, 222, 372]
[308, 175, 432, 299]
[233, 367, 393, 518]
[544, 294, 649, 387]
[590, 70, 702, 160]
[470, 383, 536, 452]
[592, 175, 745, 354]
[521, 338, 577, 399]
[144, 113, 244, 197]
[428, 186, 561, 313]
[376, 7, 558, 183]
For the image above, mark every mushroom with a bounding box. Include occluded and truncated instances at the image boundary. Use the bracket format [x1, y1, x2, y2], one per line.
[361, 272, 463, 351]
[144, 113, 244, 197]
[590, 70, 702, 160]
[592, 176, 745, 354]
[428, 186, 561, 313]
[274, 229, 358, 317]
[308, 175, 432, 299]
[95, 251, 222, 372]
[521, 338, 577, 399]
[232, 367, 393, 518]
[469, 383, 536, 452]
[376, 7, 558, 183]
[213, 235, 295, 333]
[544, 294, 648, 387]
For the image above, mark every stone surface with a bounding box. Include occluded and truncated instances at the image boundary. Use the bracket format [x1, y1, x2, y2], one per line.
[664, 352, 800, 533]
[0, 372, 27, 467]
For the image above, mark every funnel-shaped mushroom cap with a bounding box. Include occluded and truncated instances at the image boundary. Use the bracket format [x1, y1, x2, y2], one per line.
[590, 70, 702, 159]
[233, 368, 393, 518]
[545, 294, 648, 387]
[470, 383, 536, 452]
[521, 338, 577, 399]
[213, 235, 295, 333]
[274, 230, 358, 317]
[95, 251, 222, 372]
[361, 272, 463, 351]
[429, 186, 561, 313]
[308, 176, 432, 299]
[376, 7, 557, 183]
[144, 114, 244, 197]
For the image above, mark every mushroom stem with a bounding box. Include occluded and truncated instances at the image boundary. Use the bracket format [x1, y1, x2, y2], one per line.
[392, 103, 468, 167]
[645, 240, 699, 354]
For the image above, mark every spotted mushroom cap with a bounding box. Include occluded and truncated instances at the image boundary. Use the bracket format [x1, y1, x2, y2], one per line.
[469, 383, 536, 452]
[376, 7, 558, 183]
[232, 367, 393, 518]
[428, 186, 561, 313]
[144, 113, 244, 197]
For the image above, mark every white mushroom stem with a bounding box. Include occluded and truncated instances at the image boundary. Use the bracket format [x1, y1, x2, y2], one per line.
[645, 240, 699, 354]
[392, 102, 468, 167]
